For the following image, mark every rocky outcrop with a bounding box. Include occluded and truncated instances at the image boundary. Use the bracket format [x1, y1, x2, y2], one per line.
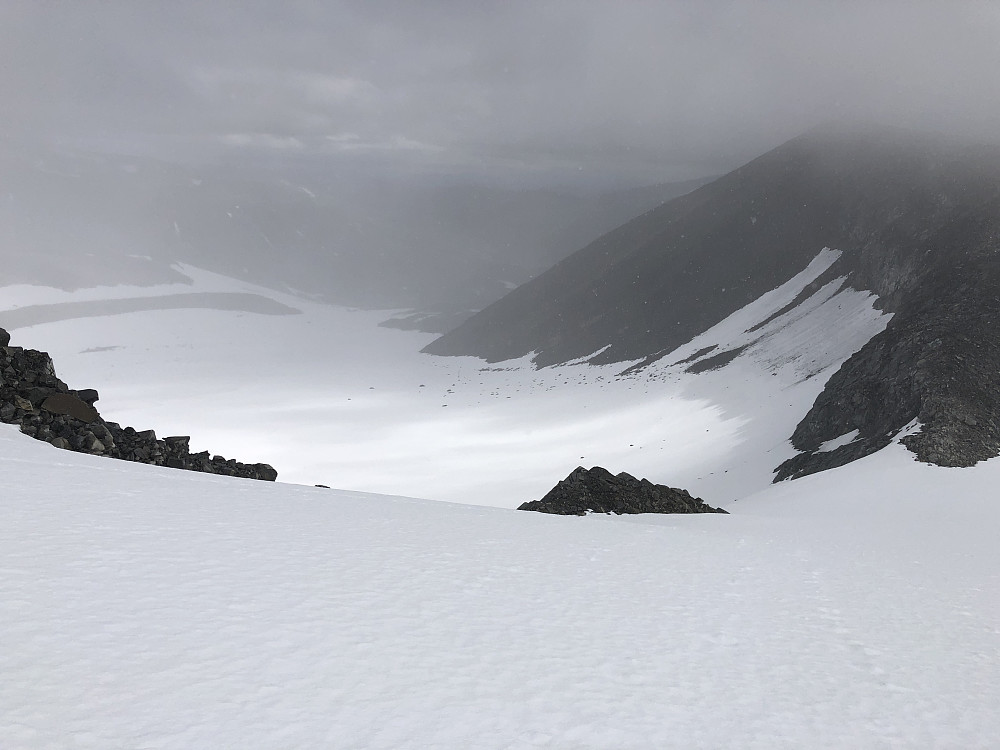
[518, 466, 727, 516]
[775, 196, 1000, 480]
[0, 328, 277, 481]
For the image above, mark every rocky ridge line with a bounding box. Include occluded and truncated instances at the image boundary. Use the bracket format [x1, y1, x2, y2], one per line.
[0, 327, 277, 481]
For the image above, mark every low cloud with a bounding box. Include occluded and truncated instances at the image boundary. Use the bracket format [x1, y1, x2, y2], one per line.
[219, 133, 305, 151]
[3, 2, 999, 183]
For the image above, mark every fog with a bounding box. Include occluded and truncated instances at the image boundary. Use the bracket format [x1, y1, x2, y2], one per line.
[5, 2, 1000, 180]
[2, 2, 1000, 310]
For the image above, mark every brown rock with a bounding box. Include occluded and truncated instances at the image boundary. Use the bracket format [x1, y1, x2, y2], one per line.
[41, 393, 99, 424]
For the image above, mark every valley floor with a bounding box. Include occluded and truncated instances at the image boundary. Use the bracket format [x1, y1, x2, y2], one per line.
[0, 250, 885, 508]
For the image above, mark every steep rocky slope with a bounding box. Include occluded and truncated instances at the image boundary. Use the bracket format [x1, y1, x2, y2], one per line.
[775, 200, 1000, 478]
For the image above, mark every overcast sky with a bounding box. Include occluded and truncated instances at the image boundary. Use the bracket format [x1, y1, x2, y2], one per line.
[4, 1, 1000, 184]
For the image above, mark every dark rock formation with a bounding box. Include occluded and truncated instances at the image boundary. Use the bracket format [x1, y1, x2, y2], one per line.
[775, 236, 1000, 480]
[0, 328, 277, 481]
[518, 466, 727, 516]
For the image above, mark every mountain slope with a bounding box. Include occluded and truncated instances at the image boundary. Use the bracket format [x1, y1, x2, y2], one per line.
[425, 125, 1000, 476]
[426, 126, 1000, 366]
[775, 201, 1000, 478]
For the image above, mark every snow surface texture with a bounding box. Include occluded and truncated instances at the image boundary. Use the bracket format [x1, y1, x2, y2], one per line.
[0, 250, 888, 506]
[1, 424, 998, 749]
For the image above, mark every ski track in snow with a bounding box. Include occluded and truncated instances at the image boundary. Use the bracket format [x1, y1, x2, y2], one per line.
[0, 427, 998, 749]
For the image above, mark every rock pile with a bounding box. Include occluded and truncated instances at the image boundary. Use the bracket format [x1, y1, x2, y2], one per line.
[518, 466, 727, 515]
[0, 327, 277, 481]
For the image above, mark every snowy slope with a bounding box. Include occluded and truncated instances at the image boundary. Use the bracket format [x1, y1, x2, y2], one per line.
[1, 424, 998, 749]
[0, 249, 887, 507]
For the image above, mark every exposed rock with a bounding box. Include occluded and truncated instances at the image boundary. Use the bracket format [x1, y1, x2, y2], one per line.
[41, 393, 99, 424]
[255, 464, 279, 482]
[775, 197, 1000, 480]
[0, 327, 277, 481]
[76, 388, 99, 405]
[519, 466, 727, 516]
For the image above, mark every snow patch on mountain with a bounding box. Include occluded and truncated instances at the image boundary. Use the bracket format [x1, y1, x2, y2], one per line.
[664, 246, 845, 366]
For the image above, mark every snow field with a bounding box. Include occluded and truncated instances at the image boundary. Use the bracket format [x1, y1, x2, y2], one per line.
[1, 427, 998, 748]
[3, 267, 738, 506]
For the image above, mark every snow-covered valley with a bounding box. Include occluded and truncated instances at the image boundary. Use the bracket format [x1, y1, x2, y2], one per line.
[1, 258, 999, 747]
[0, 248, 886, 507]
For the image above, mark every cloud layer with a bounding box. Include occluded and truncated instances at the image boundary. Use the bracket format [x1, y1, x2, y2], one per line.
[3, 1, 1000, 182]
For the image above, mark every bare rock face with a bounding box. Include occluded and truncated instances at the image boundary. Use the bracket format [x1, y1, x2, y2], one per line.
[774, 196, 1000, 480]
[0, 327, 278, 482]
[518, 466, 727, 516]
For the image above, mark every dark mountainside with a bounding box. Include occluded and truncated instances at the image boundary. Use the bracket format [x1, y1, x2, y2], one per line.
[0, 327, 277, 481]
[427, 125, 1000, 478]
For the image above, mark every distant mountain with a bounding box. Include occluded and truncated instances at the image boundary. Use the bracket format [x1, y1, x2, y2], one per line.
[426, 125, 1000, 478]
[0, 144, 705, 329]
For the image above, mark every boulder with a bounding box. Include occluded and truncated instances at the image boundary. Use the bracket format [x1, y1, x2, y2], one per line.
[164, 435, 191, 455]
[254, 463, 279, 482]
[519, 466, 728, 516]
[40, 393, 99, 424]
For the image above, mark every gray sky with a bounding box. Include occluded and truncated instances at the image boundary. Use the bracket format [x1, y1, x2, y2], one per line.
[4, 1, 1000, 184]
